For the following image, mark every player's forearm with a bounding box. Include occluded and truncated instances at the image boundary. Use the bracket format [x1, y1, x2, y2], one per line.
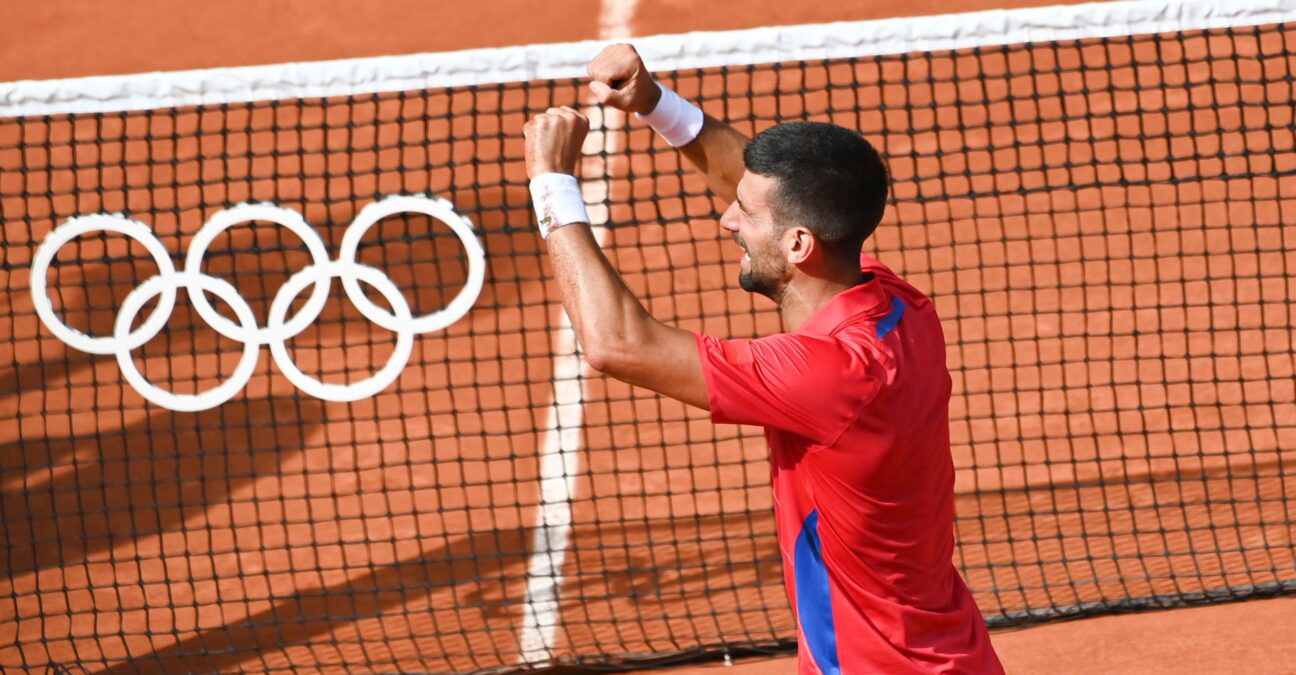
[584, 46, 748, 202]
[631, 79, 748, 203]
[544, 223, 655, 373]
[675, 114, 749, 204]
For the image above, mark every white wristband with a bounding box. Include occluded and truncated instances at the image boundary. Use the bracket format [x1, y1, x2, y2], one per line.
[529, 173, 589, 239]
[636, 82, 704, 147]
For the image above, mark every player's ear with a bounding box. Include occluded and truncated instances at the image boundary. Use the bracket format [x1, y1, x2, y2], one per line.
[783, 225, 815, 265]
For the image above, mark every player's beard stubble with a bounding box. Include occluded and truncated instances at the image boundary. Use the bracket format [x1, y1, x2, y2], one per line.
[736, 233, 786, 302]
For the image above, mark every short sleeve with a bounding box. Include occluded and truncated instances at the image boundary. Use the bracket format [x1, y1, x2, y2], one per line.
[694, 331, 886, 446]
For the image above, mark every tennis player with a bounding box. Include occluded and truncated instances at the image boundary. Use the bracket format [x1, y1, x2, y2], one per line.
[523, 44, 1004, 674]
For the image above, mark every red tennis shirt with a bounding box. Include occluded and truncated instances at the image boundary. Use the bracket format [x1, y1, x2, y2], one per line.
[694, 254, 1003, 674]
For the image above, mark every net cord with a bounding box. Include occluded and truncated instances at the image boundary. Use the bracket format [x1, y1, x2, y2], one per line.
[1, 0, 1293, 117]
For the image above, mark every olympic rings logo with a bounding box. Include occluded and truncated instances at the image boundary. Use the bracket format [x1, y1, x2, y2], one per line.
[30, 195, 486, 412]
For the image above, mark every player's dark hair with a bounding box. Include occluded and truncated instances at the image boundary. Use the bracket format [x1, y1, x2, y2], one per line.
[742, 121, 889, 261]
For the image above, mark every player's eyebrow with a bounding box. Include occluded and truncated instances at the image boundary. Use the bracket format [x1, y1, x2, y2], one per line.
[736, 196, 751, 214]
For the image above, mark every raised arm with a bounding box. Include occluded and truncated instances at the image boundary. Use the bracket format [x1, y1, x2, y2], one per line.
[523, 107, 709, 410]
[587, 44, 749, 203]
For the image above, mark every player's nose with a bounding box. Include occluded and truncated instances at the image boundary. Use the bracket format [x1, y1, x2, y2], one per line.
[719, 202, 740, 232]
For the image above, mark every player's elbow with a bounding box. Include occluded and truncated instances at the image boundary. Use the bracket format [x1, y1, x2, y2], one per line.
[579, 308, 657, 376]
[580, 333, 633, 376]
[582, 347, 612, 374]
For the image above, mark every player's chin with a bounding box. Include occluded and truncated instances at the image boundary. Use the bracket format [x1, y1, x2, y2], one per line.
[738, 264, 782, 300]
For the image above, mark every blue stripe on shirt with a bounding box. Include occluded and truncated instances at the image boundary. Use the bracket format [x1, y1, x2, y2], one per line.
[876, 295, 905, 339]
[795, 509, 840, 675]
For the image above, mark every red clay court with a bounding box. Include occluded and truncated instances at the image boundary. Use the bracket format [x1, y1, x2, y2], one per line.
[1, 0, 1293, 672]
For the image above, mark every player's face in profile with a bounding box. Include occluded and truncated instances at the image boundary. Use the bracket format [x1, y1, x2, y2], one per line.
[721, 172, 787, 300]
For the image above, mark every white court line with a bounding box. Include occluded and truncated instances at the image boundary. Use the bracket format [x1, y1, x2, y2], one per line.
[516, 0, 635, 664]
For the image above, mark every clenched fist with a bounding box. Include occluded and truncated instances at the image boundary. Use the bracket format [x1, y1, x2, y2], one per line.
[587, 44, 661, 115]
[523, 106, 590, 178]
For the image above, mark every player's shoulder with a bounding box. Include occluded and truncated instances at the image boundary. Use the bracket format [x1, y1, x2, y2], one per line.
[746, 331, 891, 413]
[751, 330, 845, 357]
[772, 326, 896, 388]
[860, 253, 936, 312]
[748, 331, 874, 375]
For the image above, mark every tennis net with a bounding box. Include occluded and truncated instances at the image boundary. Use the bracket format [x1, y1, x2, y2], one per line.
[2, 0, 1294, 671]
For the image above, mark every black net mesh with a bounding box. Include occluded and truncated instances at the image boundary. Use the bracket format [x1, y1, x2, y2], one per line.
[1, 21, 1294, 673]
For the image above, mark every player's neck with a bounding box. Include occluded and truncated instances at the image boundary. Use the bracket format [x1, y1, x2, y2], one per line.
[778, 269, 869, 331]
